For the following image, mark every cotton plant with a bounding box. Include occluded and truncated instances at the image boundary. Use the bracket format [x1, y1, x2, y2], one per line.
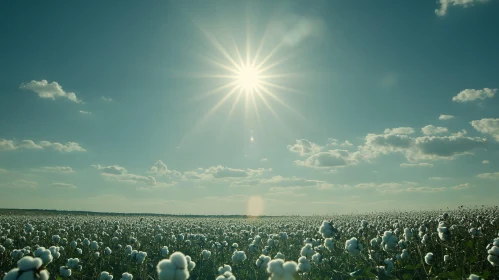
[300, 243, 314, 259]
[231, 250, 246, 264]
[381, 231, 398, 252]
[33, 247, 53, 265]
[487, 245, 499, 266]
[319, 221, 337, 238]
[345, 237, 363, 256]
[3, 256, 50, 280]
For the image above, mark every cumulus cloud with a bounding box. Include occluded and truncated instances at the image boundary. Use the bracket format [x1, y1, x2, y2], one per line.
[12, 179, 38, 188]
[51, 183, 77, 189]
[231, 175, 333, 190]
[452, 88, 496, 102]
[383, 127, 415, 135]
[79, 110, 91, 114]
[0, 139, 86, 152]
[101, 96, 113, 102]
[439, 114, 455, 120]
[429, 177, 448, 180]
[327, 138, 354, 148]
[295, 149, 359, 168]
[360, 133, 414, 157]
[20, 80, 82, 103]
[0, 168, 8, 173]
[35, 166, 74, 173]
[482, 160, 489, 164]
[451, 183, 470, 190]
[260, 157, 268, 162]
[436, 0, 490, 16]
[477, 172, 499, 179]
[422, 125, 448, 135]
[406, 187, 446, 192]
[184, 165, 271, 180]
[471, 118, 499, 141]
[400, 162, 434, 168]
[287, 139, 322, 156]
[148, 160, 181, 177]
[269, 14, 325, 47]
[92, 164, 156, 185]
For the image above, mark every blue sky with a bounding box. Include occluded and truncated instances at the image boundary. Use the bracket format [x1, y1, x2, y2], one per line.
[1, 0, 499, 215]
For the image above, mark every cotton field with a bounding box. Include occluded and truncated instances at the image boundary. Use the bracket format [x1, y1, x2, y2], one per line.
[0, 207, 498, 280]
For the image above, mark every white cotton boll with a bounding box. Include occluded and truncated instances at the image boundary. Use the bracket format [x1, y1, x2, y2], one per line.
[384, 259, 394, 272]
[488, 246, 499, 266]
[300, 244, 314, 259]
[424, 252, 434, 265]
[437, 226, 451, 241]
[267, 259, 298, 280]
[70, 241, 77, 248]
[49, 246, 60, 259]
[319, 221, 336, 238]
[202, 249, 211, 260]
[60, 266, 72, 277]
[4, 256, 50, 280]
[186, 255, 195, 271]
[324, 238, 335, 251]
[468, 274, 482, 280]
[311, 253, 321, 265]
[76, 248, 82, 255]
[298, 256, 311, 272]
[34, 247, 53, 265]
[345, 237, 363, 256]
[161, 246, 169, 258]
[256, 255, 271, 270]
[444, 255, 450, 263]
[157, 252, 190, 280]
[274, 252, 285, 260]
[422, 234, 430, 245]
[94, 252, 100, 259]
[66, 258, 79, 269]
[52, 235, 60, 244]
[104, 247, 112, 255]
[216, 271, 236, 280]
[90, 241, 99, 250]
[218, 264, 232, 274]
[404, 228, 413, 240]
[99, 271, 113, 280]
[382, 231, 398, 252]
[120, 272, 133, 280]
[136, 251, 147, 264]
[400, 249, 409, 260]
[125, 245, 133, 254]
[83, 238, 90, 246]
[11, 249, 24, 259]
[0, 245, 5, 253]
[231, 251, 247, 264]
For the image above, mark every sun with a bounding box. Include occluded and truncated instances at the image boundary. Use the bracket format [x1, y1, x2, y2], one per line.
[237, 64, 261, 94]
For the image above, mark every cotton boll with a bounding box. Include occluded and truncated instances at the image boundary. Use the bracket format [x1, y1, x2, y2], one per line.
[60, 266, 72, 277]
[99, 271, 113, 280]
[120, 272, 133, 280]
[136, 251, 147, 264]
[125, 245, 133, 254]
[324, 238, 335, 251]
[424, 252, 434, 265]
[0, 245, 5, 253]
[468, 274, 482, 280]
[33, 247, 53, 265]
[345, 237, 363, 256]
[381, 231, 398, 252]
[90, 241, 99, 250]
[49, 246, 60, 259]
[202, 249, 211, 260]
[104, 247, 112, 255]
[319, 221, 336, 238]
[186, 255, 195, 271]
[76, 248, 82, 255]
[298, 256, 311, 272]
[444, 255, 450, 263]
[384, 259, 394, 273]
[70, 241, 77, 248]
[437, 226, 451, 241]
[311, 253, 321, 265]
[274, 252, 285, 260]
[66, 258, 80, 269]
[11, 249, 24, 259]
[3, 256, 50, 280]
[94, 252, 100, 259]
[231, 251, 246, 264]
[403, 228, 413, 240]
[487, 246, 499, 266]
[216, 271, 236, 280]
[218, 264, 232, 274]
[267, 259, 298, 280]
[52, 235, 60, 244]
[157, 252, 190, 280]
[256, 255, 271, 270]
[300, 244, 314, 259]
[421, 234, 430, 245]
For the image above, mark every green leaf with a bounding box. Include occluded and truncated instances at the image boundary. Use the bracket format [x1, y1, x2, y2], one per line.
[482, 269, 490, 279]
[404, 265, 417, 270]
[403, 273, 412, 280]
[466, 240, 473, 248]
[56, 277, 63, 280]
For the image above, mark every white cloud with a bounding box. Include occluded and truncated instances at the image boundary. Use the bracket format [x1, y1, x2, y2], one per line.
[383, 127, 415, 135]
[477, 172, 499, 179]
[406, 187, 446, 192]
[20, 80, 82, 103]
[231, 175, 333, 190]
[12, 179, 38, 189]
[295, 149, 359, 169]
[422, 125, 448, 135]
[439, 114, 455, 120]
[327, 138, 354, 147]
[92, 164, 156, 185]
[269, 14, 325, 47]
[451, 183, 470, 190]
[185, 165, 271, 180]
[452, 88, 496, 102]
[429, 177, 448, 180]
[471, 118, 499, 141]
[0, 139, 17, 151]
[0, 168, 8, 173]
[400, 162, 434, 168]
[35, 166, 74, 173]
[260, 157, 268, 162]
[436, 0, 490, 16]
[148, 160, 181, 177]
[360, 133, 414, 157]
[0, 139, 86, 152]
[482, 160, 489, 164]
[101, 96, 113, 102]
[51, 183, 77, 189]
[410, 135, 487, 160]
[287, 139, 322, 156]
[79, 110, 91, 115]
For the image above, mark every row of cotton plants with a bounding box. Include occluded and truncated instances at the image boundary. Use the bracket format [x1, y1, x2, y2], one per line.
[0, 206, 498, 279]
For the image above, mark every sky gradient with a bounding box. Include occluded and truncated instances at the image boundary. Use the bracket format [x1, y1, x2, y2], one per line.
[1, 0, 499, 215]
